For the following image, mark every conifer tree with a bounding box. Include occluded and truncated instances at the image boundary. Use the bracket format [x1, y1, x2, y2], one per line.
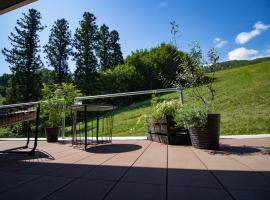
[44, 18, 72, 84]
[73, 12, 98, 94]
[109, 30, 123, 67]
[96, 24, 111, 70]
[2, 9, 45, 103]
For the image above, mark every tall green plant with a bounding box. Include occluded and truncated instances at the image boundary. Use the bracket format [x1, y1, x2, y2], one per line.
[44, 18, 72, 84]
[175, 42, 219, 106]
[73, 12, 98, 95]
[2, 9, 45, 103]
[41, 83, 82, 127]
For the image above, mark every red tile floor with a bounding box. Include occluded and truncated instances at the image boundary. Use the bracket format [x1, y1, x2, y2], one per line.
[0, 138, 270, 200]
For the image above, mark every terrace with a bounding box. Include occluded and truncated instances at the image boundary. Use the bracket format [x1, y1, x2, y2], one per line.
[1, 1, 270, 200]
[0, 138, 270, 200]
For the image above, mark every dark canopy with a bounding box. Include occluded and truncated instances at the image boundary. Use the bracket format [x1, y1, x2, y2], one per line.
[0, 0, 37, 15]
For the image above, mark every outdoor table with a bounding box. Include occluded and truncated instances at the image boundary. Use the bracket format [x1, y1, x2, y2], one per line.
[71, 104, 115, 150]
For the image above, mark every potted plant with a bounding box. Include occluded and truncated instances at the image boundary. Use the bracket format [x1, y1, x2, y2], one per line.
[41, 83, 82, 142]
[146, 97, 191, 145]
[173, 43, 221, 150]
[41, 85, 65, 142]
[174, 105, 220, 149]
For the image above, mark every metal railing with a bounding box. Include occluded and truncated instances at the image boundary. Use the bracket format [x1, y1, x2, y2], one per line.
[72, 88, 184, 143]
[0, 101, 40, 155]
[75, 88, 184, 104]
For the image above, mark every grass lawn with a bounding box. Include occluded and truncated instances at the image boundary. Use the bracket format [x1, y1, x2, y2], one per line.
[107, 61, 270, 136]
[1, 61, 269, 138]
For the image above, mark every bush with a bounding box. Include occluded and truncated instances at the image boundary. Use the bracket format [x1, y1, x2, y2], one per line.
[147, 98, 182, 126]
[174, 105, 210, 129]
[41, 83, 82, 127]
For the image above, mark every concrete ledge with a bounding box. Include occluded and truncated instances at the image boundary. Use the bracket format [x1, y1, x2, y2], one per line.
[0, 134, 270, 141]
[220, 134, 270, 139]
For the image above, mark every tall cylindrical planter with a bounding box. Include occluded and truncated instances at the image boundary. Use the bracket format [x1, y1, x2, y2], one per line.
[45, 127, 59, 142]
[189, 114, 220, 150]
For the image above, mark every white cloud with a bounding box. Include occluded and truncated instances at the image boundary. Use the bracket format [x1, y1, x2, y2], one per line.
[235, 21, 270, 44]
[228, 47, 258, 60]
[228, 47, 270, 60]
[213, 38, 228, 48]
[159, 1, 168, 8]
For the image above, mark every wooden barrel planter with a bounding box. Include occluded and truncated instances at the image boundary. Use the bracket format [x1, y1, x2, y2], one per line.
[189, 114, 220, 150]
[147, 115, 191, 145]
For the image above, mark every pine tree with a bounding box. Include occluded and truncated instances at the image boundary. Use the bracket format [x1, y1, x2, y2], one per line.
[96, 24, 111, 70]
[109, 30, 123, 67]
[44, 18, 72, 84]
[2, 9, 45, 103]
[73, 12, 98, 94]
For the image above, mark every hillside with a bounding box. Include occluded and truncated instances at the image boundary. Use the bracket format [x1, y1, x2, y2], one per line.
[111, 61, 270, 136]
[214, 56, 270, 71]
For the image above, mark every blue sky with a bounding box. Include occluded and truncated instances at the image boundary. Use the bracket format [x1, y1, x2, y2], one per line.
[0, 0, 269, 74]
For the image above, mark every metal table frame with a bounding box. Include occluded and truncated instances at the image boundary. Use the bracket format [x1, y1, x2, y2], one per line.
[72, 104, 115, 150]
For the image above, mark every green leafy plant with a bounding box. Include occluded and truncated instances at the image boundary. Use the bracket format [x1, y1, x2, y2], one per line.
[174, 105, 210, 129]
[163, 39, 219, 130]
[147, 98, 182, 127]
[41, 83, 82, 127]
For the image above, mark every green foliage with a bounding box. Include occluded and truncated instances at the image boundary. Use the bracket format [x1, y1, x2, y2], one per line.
[2, 9, 45, 103]
[109, 30, 124, 67]
[41, 83, 82, 127]
[174, 105, 209, 129]
[44, 18, 72, 83]
[96, 24, 111, 70]
[94, 25, 123, 70]
[38, 68, 54, 85]
[125, 43, 185, 89]
[175, 43, 218, 106]
[100, 64, 144, 93]
[147, 98, 182, 126]
[0, 73, 10, 97]
[41, 84, 65, 127]
[73, 12, 98, 95]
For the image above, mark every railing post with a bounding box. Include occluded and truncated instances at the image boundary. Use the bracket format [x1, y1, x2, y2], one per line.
[62, 102, 66, 139]
[179, 88, 184, 105]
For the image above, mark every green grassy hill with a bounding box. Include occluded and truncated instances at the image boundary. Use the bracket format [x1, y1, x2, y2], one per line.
[111, 61, 270, 136]
[214, 56, 270, 71]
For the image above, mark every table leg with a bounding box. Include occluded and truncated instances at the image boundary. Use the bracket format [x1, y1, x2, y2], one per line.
[96, 115, 99, 143]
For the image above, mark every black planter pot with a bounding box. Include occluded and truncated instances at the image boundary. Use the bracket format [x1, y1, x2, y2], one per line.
[45, 127, 59, 142]
[189, 114, 220, 150]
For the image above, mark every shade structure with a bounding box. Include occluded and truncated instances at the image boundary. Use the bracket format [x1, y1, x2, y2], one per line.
[0, 0, 37, 15]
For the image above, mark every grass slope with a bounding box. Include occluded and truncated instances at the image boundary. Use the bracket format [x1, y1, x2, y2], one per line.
[112, 61, 270, 136]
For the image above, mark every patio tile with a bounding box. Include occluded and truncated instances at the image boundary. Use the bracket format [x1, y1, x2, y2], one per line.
[0, 172, 39, 193]
[122, 166, 167, 185]
[230, 189, 270, 200]
[121, 142, 167, 185]
[168, 169, 222, 188]
[192, 148, 250, 171]
[230, 154, 270, 172]
[84, 140, 149, 181]
[0, 139, 269, 200]
[84, 165, 128, 181]
[45, 179, 115, 200]
[167, 145, 222, 188]
[168, 146, 206, 169]
[105, 182, 166, 200]
[213, 170, 270, 191]
[168, 186, 232, 200]
[45, 163, 94, 178]
[0, 176, 72, 200]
